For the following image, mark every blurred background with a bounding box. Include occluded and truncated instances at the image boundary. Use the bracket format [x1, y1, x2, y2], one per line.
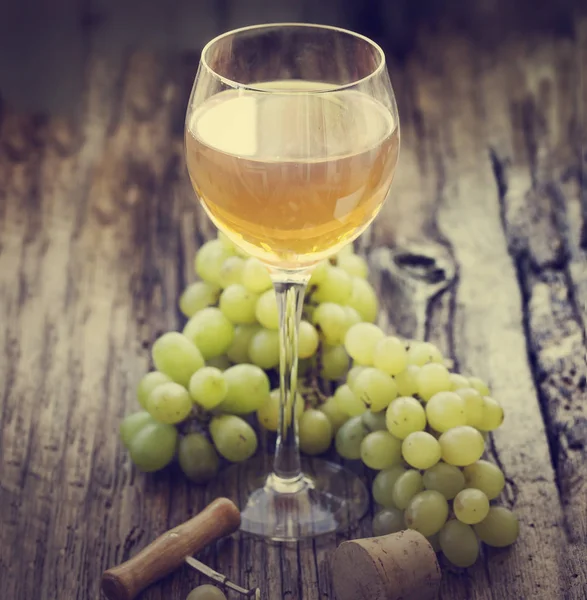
[0, 0, 582, 116]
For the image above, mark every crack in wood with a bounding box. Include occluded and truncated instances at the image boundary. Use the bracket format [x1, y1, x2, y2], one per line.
[490, 148, 565, 493]
[490, 124, 587, 547]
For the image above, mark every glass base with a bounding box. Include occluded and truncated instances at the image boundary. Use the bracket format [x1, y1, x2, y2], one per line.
[209, 457, 369, 542]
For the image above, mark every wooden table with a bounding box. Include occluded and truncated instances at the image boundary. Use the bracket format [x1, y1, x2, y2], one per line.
[1, 2, 586, 599]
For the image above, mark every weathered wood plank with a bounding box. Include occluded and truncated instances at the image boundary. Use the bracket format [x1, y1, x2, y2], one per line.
[1, 5, 586, 600]
[430, 35, 575, 600]
[478, 20, 587, 598]
[0, 50, 214, 600]
[367, 20, 587, 599]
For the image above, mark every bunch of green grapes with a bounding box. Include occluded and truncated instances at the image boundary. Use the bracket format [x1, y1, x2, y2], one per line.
[178, 233, 377, 378]
[120, 232, 519, 569]
[330, 324, 517, 567]
[119, 234, 378, 481]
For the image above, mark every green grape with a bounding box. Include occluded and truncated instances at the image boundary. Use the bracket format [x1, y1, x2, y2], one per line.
[219, 284, 258, 324]
[209, 414, 258, 462]
[473, 506, 519, 547]
[255, 289, 279, 330]
[226, 324, 260, 364]
[417, 363, 451, 401]
[372, 507, 405, 536]
[407, 341, 444, 366]
[394, 365, 420, 397]
[232, 244, 250, 259]
[256, 393, 279, 431]
[321, 344, 350, 380]
[425, 391, 467, 432]
[335, 416, 369, 460]
[347, 365, 365, 388]
[299, 409, 333, 455]
[405, 490, 449, 537]
[314, 266, 352, 304]
[344, 323, 384, 365]
[351, 367, 397, 412]
[187, 584, 227, 600]
[179, 282, 221, 318]
[361, 410, 388, 432]
[217, 231, 234, 249]
[147, 382, 193, 424]
[449, 373, 470, 391]
[205, 355, 231, 370]
[257, 389, 303, 431]
[360, 430, 403, 470]
[152, 332, 205, 387]
[372, 465, 406, 507]
[402, 431, 441, 470]
[309, 260, 330, 285]
[343, 306, 362, 330]
[385, 396, 426, 439]
[439, 426, 485, 466]
[188, 367, 227, 410]
[178, 433, 219, 483]
[137, 371, 172, 409]
[120, 411, 156, 448]
[312, 302, 348, 345]
[183, 308, 234, 360]
[248, 328, 280, 369]
[423, 462, 465, 499]
[218, 233, 234, 248]
[220, 364, 270, 414]
[463, 460, 505, 499]
[195, 239, 235, 285]
[299, 320, 319, 359]
[338, 253, 369, 278]
[319, 396, 349, 433]
[347, 276, 378, 322]
[439, 520, 479, 567]
[427, 533, 441, 553]
[455, 387, 485, 429]
[334, 384, 365, 417]
[242, 258, 273, 293]
[128, 421, 177, 472]
[336, 244, 355, 259]
[454, 488, 490, 524]
[469, 376, 490, 396]
[479, 396, 504, 431]
[218, 255, 245, 288]
[373, 336, 408, 376]
[392, 469, 424, 510]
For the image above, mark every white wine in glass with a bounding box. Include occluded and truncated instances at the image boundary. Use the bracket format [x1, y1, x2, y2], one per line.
[185, 23, 400, 541]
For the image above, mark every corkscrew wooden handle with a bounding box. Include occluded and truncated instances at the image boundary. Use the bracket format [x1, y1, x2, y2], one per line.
[101, 498, 241, 600]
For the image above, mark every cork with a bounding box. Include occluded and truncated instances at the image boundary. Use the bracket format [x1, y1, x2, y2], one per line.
[331, 529, 441, 600]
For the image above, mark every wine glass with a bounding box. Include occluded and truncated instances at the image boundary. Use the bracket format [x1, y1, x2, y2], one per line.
[185, 23, 400, 541]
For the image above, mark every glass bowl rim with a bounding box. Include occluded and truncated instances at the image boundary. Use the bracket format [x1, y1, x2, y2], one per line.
[200, 22, 387, 93]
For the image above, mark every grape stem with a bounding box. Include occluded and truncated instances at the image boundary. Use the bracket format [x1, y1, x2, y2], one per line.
[176, 405, 212, 436]
[272, 276, 310, 485]
[299, 378, 328, 409]
[304, 340, 331, 401]
[313, 339, 332, 396]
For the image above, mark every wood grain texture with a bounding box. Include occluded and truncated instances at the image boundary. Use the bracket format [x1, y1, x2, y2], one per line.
[1, 2, 586, 600]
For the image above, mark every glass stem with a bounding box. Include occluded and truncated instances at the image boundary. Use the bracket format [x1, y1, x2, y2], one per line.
[272, 276, 309, 485]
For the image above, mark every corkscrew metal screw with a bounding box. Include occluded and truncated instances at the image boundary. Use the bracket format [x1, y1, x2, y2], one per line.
[185, 556, 261, 599]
